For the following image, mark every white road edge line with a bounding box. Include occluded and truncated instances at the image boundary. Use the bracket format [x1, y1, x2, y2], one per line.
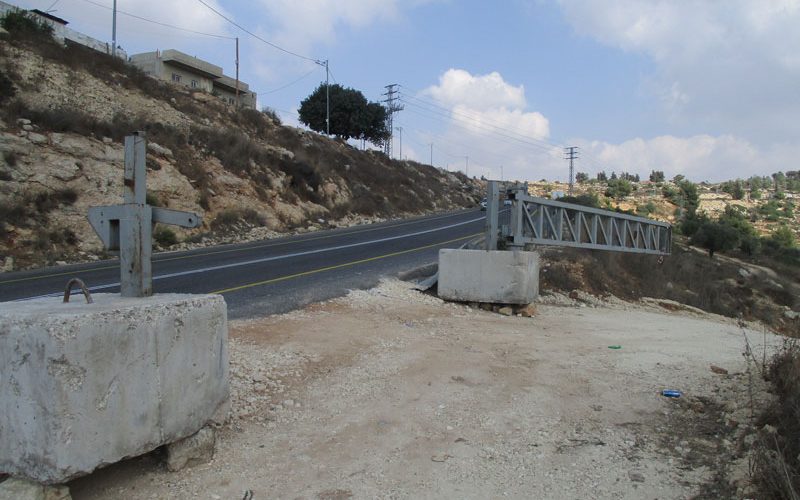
[16, 215, 487, 301]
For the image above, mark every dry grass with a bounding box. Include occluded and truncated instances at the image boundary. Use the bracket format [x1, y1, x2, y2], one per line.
[540, 238, 799, 333]
[752, 341, 800, 499]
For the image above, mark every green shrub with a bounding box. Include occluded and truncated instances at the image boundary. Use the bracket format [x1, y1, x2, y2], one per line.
[3, 151, 17, 167]
[559, 192, 601, 209]
[153, 226, 178, 247]
[604, 178, 633, 199]
[145, 192, 161, 207]
[0, 69, 15, 106]
[262, 107, 281, 125]
[768, 225, 797, 249]
[1, 10, 54, 37]
[211, 208, 265, 232]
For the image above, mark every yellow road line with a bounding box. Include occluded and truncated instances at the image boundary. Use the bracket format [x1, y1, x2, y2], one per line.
[0, 210, 478, 285]
[210, 232, 480, 295]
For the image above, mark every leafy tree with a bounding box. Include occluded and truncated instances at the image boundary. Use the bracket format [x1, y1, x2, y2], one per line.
[721, 180, 745, 200]
[692, 220, 741, 258]
[604, 178, 633, 199]
[298, 84, 389, 144]
[575, 172, 589, 183]
[783, 200, 795, 218]
[637, 201, 657, 216]
[559, 192, 600, 208]
[610, 171, 618, 180]
[768, 225, 797, 249]
[673, 174, 685, 183]
[750, 188, 762, 200]
[772, 171, 786, 190]
[596, 171, 608, 181]
[759, 200, 782, 221]
[649, 170, 665, 182]
[748, 175, 764, 191]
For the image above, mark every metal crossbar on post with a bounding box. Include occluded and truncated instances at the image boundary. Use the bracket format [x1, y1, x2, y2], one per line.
[88, 132, 202, 297]
[496, 185, 671, 255]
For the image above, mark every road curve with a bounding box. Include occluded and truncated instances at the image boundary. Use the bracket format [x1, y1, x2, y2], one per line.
[0, 209, 486, 318]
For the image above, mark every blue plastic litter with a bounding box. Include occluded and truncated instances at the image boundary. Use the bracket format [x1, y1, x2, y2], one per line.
[661, 390, 682, 398]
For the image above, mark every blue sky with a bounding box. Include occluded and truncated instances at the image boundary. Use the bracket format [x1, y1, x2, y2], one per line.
[12, 0, 800, 183]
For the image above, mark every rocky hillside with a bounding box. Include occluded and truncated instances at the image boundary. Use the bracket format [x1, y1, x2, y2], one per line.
[0, 29, 481, 271]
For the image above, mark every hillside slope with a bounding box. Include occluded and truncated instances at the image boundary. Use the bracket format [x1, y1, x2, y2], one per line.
[0, 32, 481, 270]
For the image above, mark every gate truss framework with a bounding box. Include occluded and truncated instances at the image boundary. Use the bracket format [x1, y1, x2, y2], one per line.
[495, 186, 671, 255]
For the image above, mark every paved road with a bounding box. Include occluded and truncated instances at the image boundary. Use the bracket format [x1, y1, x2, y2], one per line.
[0, 209, 486, 319]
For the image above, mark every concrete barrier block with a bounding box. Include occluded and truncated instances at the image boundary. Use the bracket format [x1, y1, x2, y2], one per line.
[438, 249, 539, 304]
[0, 294, 229, 484]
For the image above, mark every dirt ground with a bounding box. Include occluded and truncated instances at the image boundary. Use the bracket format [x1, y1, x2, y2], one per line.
[69, 280, 779, 499]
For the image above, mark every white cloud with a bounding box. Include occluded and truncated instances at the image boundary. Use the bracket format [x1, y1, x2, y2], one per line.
[557, 0, 800, 142]
[412, 69, 552, 180]
[424, 69, 527, 111]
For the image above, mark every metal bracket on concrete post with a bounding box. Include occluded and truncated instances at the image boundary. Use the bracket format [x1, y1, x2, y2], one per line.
[508, 184, 526, 249]
[88, 132, 202, 298]
[485, 181, 499, 250]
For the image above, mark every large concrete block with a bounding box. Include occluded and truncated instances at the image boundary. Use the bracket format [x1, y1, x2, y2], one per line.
[438, 249, 539, 304]
[0, 294, 229, 484]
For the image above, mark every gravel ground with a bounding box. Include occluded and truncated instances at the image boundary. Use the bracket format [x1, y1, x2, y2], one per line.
[69, 280, 779, 499]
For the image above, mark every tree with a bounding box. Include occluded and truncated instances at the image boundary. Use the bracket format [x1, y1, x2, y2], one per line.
[575, 172, 589, 183]
[721, 180, 745, 200]
[692, 220, 740, 258]
[649, 170, 665, 183]
[610, 171, 618, 180]
[605, 178, 633, 199]
[298, 84, 389, 144]
[596, 171, 608, 182]
[769, 225, 797, 249]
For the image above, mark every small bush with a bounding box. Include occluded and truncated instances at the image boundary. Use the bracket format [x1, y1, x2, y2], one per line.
[261, 107, 282, 126]
[153, 226, 178, 247]
[145, 192, 161, 207]
[0, 68, 15, 106]
[753, 341, 800, 498]
[3, 151, 17, 167]
[32, 188, 78, 213]
[211, 208, 265, 232]
[1, 10, 54, 37]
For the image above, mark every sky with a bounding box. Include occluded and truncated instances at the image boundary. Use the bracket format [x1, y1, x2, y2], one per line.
[11, 0, 800, 183]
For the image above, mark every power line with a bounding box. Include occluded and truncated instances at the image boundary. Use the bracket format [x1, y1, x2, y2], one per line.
[401, 99, 558, 156]
[76, 0, 236, 39]
[195, 0, 318, 62]
[253, 67, 318, 95]
[400, 92, 558, 154]
[399, 85, 618, 175]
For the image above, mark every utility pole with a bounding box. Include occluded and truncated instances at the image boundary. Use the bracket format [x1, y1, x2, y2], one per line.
[234, 37, 240, 108]
[382, 84, 403, 157]
[564, 146, 579, 195]
[314, 59, 330, 135]
[111, 0, 117, 58]
[395, 126, 402, 160]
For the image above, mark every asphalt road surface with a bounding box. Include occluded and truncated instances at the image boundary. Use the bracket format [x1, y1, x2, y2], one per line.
[0, 209, 486, 319]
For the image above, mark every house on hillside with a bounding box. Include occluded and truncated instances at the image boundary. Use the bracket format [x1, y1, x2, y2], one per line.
[0, 0, 127, 58]
[129, 49, 256, 109]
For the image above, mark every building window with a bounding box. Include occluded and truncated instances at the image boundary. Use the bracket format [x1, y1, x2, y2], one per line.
[191, 79, 198, 88]
[171, 73, 181, 83]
